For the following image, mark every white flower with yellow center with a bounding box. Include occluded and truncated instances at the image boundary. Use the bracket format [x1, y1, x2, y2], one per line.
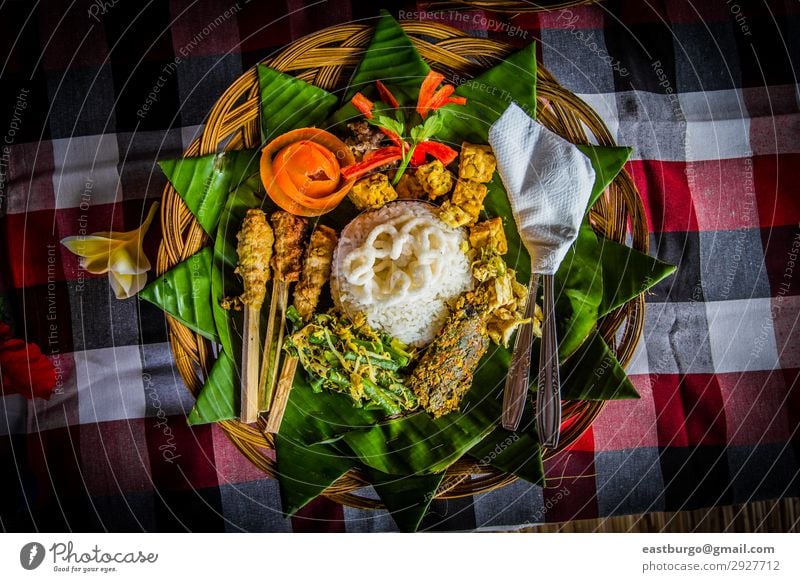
[61, 202, 159, 299]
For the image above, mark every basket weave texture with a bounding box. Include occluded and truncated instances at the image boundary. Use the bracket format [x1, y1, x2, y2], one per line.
[155, 20, 648, 508]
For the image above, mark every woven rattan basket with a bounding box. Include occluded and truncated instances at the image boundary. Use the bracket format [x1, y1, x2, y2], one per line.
[155, 20, 648, 508]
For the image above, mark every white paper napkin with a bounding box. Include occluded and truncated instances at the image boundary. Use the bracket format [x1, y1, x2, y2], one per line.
[488, 103, 595, 275]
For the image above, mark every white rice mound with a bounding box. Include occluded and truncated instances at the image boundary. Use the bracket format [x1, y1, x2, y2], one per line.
[331, 201, 472, 346]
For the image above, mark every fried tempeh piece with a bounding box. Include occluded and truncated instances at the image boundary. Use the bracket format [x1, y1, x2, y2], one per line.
[415, 159, 454, 199]
[408, 298, 490, 418]
[293, 225, 338, 322]
[348, 173, 398, 210]
[459, 142, 496, 183]
[439, 179, 489, 228]
[469, 217, 507, 255]
[394, 171, 426, 200]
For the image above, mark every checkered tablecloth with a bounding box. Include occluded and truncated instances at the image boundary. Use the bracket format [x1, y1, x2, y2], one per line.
[1, 0, 798, 532]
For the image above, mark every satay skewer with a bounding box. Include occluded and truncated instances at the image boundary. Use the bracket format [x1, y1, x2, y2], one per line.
[235, 209, 273, 424]
[259, 211, 308, 412]
[265, 225, 338, 433]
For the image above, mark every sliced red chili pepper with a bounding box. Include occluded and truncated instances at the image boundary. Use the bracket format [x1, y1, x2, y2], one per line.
[412, 141, 458, 166]
[427, 84, 455, 110]
[444, 96, 467, 106]
[362, 146, 402, 162]
[416, 70, 445, 118]
[410, 147, 426, 167]
[341, 146, 403, 181]
[375, 80, 400, 108]
[351, 92, 374, 119]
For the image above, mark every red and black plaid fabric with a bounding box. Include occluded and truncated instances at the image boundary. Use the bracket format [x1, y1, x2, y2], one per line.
[1, 0, 798, 531]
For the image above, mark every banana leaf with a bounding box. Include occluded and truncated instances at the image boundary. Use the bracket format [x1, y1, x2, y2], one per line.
[340, 344, 512, 476]
[469, 420, 544, 486]
[598, 238, 676, 317]
[274, 434, 357, 515]
[552, 225, 605, 359]
[560, 330, 639, 400]
[436, 42, 537, 146]
[258, 65, 338, 143]
[343, 9, 430, 102]
[139, 247, 218, 341]
[158, 150, 259, 236]
[278, 369, 387, 446]
[578, 144, 632, 210]
[369, 469, 445, 532]
[187, 349, 238, 425]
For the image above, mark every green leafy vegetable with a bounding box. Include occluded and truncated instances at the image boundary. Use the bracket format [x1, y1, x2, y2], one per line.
[368, 114, 404, 137]
[285, 312, 417, 415]
[410, 113, 443, 143]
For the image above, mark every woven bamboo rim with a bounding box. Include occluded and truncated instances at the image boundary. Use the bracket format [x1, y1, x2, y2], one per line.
[428, 0, 600, 13]
[155, 20, 648, 508]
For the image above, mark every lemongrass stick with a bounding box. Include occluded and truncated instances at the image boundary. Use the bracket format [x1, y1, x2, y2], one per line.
[264, 355, 298, 433]
[258, 278, 281, 410]
[241, 307, 261, 423]
[263, 281, 289, 410]
[235, 209, 273, 424]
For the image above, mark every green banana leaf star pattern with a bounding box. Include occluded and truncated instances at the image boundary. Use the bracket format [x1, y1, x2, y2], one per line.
[140, 11, 675, 531]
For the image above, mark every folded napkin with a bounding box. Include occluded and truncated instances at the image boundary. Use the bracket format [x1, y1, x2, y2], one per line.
[488, 103, 595, 275]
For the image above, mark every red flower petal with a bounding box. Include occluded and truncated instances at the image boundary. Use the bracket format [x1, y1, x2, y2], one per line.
[0, 322, 56, 400]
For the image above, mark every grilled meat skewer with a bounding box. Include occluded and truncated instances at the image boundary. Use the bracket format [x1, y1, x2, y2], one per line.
[260, 211, 308, 412]
[265, 225, 338, 433]
[235, 209, 273, 424]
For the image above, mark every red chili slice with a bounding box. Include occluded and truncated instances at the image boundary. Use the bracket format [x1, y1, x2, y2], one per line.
[427, 84, 456, 110]
[351, 92, 374, 119]
[411, 141, 458, 166]
[416, 70, 445, 118]
[375, 80, 399, 108]
[444, 96, 467, 106]
[341, 146, 403, 181]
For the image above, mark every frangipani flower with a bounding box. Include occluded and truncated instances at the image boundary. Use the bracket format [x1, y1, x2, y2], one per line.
[61, 202, 159, 299]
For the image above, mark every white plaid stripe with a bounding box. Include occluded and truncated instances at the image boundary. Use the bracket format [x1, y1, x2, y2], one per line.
[705, 297, 781, 373]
